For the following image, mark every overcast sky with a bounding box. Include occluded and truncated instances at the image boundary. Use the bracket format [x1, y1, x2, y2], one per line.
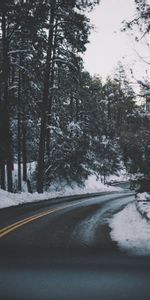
[83, 0, 150, 83]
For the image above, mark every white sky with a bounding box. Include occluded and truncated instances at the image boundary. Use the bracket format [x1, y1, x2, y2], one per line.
[83, 0, 150, 83]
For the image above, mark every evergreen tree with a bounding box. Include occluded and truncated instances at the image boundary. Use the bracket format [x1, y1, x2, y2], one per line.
[36, 0, 99, 192]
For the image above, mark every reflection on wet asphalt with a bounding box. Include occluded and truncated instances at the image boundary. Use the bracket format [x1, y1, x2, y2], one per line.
[1, 189, 150, 300]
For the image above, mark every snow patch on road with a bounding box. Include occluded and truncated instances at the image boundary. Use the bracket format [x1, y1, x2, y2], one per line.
[109, 202, 150, 256]
[74, 194, 133, 246]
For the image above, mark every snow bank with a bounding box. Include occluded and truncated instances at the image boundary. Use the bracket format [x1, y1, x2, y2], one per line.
[84, 175, 121, 192]
[109, 202, 150, 256]
[0, 175, 122, 210]
[106, 168, 130, 184]
[136, 192, 150, 221]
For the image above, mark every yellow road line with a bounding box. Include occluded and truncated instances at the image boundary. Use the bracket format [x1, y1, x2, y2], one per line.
[0, 195, 101, 239]
[0, 207, 61, 233]
[0, 206, 63, 239]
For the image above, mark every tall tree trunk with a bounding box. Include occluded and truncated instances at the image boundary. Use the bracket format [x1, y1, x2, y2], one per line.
[0, 105, 6, 190]
[76, 98, 79, 122]
[0, 69, 6, 190]
[17, 58, 22, 191]
[17, 111, 21, 190]
[0, 161, 6, 190]
[2, 10, 13, 192]
[22, 119, 27, 182]
[46, 19, 58, 155]
[37, 1, 56, 193]
[70, 90, 74, 119]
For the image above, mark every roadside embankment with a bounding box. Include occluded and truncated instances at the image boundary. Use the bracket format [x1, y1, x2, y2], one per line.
[135, 192, 150, 222]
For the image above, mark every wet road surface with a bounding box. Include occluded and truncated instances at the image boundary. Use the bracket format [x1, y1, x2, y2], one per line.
[1, 189, 150, 300]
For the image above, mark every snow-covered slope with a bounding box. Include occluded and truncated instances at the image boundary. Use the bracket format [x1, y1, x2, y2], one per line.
[0, 174, 122, 209]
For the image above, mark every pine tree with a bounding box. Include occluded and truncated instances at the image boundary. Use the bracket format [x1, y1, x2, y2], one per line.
[36, 0, 99, 192]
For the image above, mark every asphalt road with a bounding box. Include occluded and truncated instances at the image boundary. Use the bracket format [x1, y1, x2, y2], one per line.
[1, 187, 150, 300]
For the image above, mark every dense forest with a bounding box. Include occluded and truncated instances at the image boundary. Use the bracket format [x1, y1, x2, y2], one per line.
[0, 0, 150, 194]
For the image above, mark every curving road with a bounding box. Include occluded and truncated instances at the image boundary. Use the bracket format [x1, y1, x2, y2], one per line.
[1, 188, 150, 300]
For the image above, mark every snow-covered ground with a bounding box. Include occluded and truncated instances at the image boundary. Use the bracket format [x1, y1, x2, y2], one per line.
[0, 174, 122, 210]
[109, 201, 150, 256]
[106, 168, 130, 184]
[136, 192, 150, 221]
